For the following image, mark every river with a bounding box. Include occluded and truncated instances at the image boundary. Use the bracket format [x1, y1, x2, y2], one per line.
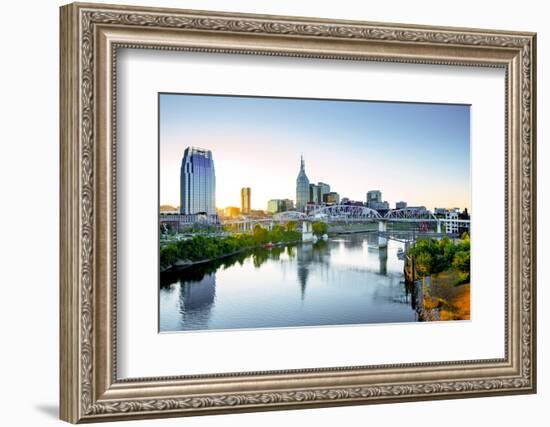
[159, 232, 419, 332]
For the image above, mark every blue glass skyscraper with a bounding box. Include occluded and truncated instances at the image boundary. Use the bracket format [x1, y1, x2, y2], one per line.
[180, 147, 216, 215]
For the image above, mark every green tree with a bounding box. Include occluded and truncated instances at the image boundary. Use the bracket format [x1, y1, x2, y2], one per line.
[415, 252, 433, 277]
[312, 221, 328, 237]
[285, 221, 297, 232]
[452, 250, 470, 272]
[270, 225, 285, 242]
[408, 233, 470, 278]
[253, 224, 268, 243]
[160, 244, 178, 267]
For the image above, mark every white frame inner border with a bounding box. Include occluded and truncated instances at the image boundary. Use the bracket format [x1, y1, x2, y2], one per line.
[116, 49, 505, 378]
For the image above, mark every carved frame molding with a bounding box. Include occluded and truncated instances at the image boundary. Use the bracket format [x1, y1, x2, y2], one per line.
[60, 2, 536, 423]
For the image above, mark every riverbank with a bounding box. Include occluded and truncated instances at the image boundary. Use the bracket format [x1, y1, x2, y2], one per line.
[160, 227, 303, 272]
[405, 234, 470, 321]
[420, 270, 470, 321]
[440, 283, 470, 320]
[160, 240, 303, 273]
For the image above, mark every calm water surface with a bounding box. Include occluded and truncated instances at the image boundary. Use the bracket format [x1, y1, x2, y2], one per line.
[160, 233, 418, 332]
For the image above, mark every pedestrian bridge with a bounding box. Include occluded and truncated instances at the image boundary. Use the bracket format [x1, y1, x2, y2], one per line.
[223, 205, 469, 235]
[309, 205, 381, 221]
[276, 205, 470, 224]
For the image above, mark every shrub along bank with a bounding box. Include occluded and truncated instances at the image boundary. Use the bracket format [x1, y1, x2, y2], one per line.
[160, 224, 302, 271]
[408, 232, 470, 284]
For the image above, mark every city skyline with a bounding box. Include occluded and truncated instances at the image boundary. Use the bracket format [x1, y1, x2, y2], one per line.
[160, 94, 471, 211]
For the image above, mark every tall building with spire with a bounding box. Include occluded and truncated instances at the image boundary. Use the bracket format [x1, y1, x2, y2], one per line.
[180, 147, 216, 215]
[296, 155, 310, 212]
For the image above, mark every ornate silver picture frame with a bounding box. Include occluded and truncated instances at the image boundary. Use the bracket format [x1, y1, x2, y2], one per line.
[60, 2, 536, 423]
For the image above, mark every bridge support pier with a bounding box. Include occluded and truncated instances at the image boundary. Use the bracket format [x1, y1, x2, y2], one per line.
[302, 221, 313, 242]
[436, 221, 442, 234]
[378, 221, 387, 248]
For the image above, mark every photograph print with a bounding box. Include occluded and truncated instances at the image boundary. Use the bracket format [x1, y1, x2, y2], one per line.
[159, 93, 471, 333]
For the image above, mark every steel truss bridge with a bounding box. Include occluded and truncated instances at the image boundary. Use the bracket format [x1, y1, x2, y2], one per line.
[309, 205, 470, 225]
[222, 205, 469, 234]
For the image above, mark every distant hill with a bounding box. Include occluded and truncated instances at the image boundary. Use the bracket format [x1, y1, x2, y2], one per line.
[160, 205, 178, 212]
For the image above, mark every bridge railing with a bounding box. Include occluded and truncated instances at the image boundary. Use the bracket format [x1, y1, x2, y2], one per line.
[217, 206, 470, 226]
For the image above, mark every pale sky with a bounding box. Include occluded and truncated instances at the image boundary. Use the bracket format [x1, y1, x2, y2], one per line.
[159, 93, 470, 212]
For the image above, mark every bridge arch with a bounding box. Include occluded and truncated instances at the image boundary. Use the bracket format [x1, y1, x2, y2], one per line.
[272, 211, 308, 221]
[384, 208, 438, 222]
[309, 204, 382, 221]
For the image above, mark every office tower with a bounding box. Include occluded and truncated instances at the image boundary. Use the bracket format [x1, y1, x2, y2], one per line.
[317, 182, 331, 204]
[241, 187, 251, 214]
[295, 155, 310, 212]
[180, 147, 216, 215]
[309, 183, 319, 204]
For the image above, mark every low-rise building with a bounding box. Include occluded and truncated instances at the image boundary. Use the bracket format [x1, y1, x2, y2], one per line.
[445, 208, 460, 234]
[368, 200, 389, 211]
[224, 206, 241, 218]
[458, 208, 471, 236]
[159, 212, 220, 233]
[267, 199, 294, 214]
[407, 205, 427, 212]
[366, 190, 389, 211]
[341, 199, 365, 206]
[249, 209, 268, 218]
[323, 191, 340, 205]
[366, 190, 382, 203]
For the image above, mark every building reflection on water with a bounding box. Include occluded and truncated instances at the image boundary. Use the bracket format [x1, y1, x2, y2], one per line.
[296, 245, 310, 299]
[177, 274, 216, 330]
